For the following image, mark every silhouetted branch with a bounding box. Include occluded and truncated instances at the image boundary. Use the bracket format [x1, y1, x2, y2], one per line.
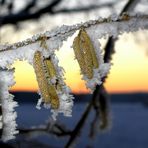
[53, 2, 116, 14]
[18, 122, 72, 138]
[121, 0, 139, 14]
[0, 0, 63, 26]
[89, 0, 139, 142]
[21, 0, 36, 13]
[89, 86, 110, 138]
[103, 36, 116, 63]
[65, 95, 94, 147]
[0, 106, 2, 139]
[0, 1, 117, 26]
[0, 0, 5, 5]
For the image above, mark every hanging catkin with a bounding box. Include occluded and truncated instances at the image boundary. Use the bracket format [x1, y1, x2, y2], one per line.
[33, 51, 59, 109]
[73, 28, 99, 79]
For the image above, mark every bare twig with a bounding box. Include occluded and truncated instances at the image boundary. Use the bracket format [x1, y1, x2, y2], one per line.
[0, 1, 117, 26]
[18, 122, 72, 138]
[0, 106, 2, 139]
[65, 84, 102, 148]
[21, 0, 36, 13]
[53, 2, 116, 14]
[0, 0, 62, 26]
[121, 0, 139, 14]
[89, 0, 140, 141]
[90, 86, 110, 138]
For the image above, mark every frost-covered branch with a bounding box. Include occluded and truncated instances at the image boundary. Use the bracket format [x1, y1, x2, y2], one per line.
[0, 6, 148, 145]
[0, 13, 148, 53]
[0, 12, 147, 143]
[0, 68, 18, 141]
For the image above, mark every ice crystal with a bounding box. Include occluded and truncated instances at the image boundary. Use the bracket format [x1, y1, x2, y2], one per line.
[0, 68, 18, 141]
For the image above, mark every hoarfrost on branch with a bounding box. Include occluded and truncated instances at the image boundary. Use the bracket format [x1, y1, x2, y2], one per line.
[0, 12, 148, 142]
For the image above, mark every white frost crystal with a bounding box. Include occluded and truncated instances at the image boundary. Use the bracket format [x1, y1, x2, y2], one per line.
[49, 53, 74, 119]
[0, 69, 18, 141]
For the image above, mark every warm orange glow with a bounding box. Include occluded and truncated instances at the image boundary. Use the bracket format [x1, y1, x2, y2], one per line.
[10, 60, 38, 92]
[10, 33, 148, 94]
[104, 34, 148, 93]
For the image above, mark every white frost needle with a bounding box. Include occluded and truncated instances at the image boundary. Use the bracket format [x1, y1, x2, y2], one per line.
[0, 69, 18, 142]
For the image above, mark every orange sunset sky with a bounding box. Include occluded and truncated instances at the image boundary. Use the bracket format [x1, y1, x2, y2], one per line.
[10, 31, 148, 94]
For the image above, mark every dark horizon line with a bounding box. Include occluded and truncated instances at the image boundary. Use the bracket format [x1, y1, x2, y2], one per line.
[9, 91, 148, 104]
[10, 90, 148, 95]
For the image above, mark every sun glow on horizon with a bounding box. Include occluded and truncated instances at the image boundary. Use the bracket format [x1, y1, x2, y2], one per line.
[10, 33, 148, 94]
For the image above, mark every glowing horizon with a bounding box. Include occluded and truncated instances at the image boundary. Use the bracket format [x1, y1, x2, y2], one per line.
[10, 33, 148, 94]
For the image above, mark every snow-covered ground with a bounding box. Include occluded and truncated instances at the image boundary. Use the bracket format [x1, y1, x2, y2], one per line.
[7, 100, 148, 148]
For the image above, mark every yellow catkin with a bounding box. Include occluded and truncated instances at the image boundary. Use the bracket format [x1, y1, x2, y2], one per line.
[43, 58, 57, 79]
[43, 58, 62, 91]
[79, 29, 94, 79]
[33, 51, 59, 109]
[80, 28, 99, 69]
[73, 36, 87, 76]
[73, 28, 99, 79]
[40, 38, 62, 91]
[48, 84, 60, 109]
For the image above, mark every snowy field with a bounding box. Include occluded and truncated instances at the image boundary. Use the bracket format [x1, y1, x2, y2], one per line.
[4, 93, 148, 148]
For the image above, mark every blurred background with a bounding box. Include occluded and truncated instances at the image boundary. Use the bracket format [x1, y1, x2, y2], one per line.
[0, 0, 148, 148]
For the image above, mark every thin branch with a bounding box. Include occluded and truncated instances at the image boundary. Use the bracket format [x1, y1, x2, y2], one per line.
[103, 36, 116, 63]
[0, 0, 63, 26]
[53, 2, 115, 14]
[65, 85, 102, 148]
[18, 122, 72, 138]
[89, 86, 110, 138]
[0, 1, 117, 26]
[0, 13, 147, 53]
[90, 0, 140, 141]
[121, 0, 139, 13]
[0, 106, 2, 139]
[21, 0, 36, 13]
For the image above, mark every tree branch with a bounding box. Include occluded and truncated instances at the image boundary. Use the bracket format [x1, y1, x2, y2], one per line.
[0, 13, 147, 53]
[53, 2, 115, 14]
[0, 1, 117, 26]
[21, 0, 36, 13]
[65, 84, 102, 148]
[90, 0, 140, 142]
[18, 122, 72, 138]
[0, 0, 63, 26]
